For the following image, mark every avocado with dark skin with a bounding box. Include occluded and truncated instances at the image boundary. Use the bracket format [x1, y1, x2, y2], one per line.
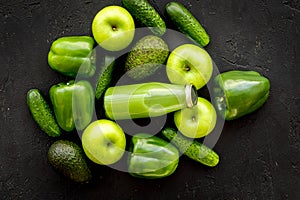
[125, 35, 169, 80]
[47, 140, 92, 183]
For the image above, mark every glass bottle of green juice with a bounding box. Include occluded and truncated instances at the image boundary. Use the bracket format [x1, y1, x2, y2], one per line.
[104, 82, 197, 120]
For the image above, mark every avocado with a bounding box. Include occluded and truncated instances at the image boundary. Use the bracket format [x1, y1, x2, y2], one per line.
[47, 140, 92, 183]
[125, 35, 169, 80]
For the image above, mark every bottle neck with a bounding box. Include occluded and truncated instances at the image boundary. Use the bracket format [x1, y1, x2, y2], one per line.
[185, 84, 198, 108]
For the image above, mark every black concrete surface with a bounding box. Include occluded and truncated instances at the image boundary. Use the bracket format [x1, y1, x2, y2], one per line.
[0, 0, 299, 199]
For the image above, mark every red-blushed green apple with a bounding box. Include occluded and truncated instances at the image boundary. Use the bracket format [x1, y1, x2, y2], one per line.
[166, 44, 213, 90]
[82, 119, 126, 165]
[92, 6, 135, 51]
[174, 97, 217, 138]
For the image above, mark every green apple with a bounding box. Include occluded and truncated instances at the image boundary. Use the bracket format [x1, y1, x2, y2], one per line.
[174, 97, 217, 138]
[166, 44, 213, 90]
[92, 6, 135, 51]
[82, 119, 126, 165]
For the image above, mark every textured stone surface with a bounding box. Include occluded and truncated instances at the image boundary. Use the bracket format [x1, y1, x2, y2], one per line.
[0, 0, 299, 199]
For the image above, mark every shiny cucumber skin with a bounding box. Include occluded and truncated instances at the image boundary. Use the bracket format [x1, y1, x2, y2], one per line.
[27, 89, 61, 137]
[165, 2, 210, 47]
[162, 127, 219, 167]
[122, 0, 166, 35]
[95, 56, 116, 100]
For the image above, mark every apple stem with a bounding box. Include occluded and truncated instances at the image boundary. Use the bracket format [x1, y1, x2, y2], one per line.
[112, 26, 118, 31]
[192, 116, 196, 121]
[107, 142, 112, 147]
[183, 65, 190, 71]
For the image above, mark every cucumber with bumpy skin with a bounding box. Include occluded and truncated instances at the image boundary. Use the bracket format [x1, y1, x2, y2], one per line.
[95, 55, 116, 100]
[122, 0, 166, 35]
[162, 127, 219, 167]
[27, 89, 61, 137]
[165, 2, 210, 47]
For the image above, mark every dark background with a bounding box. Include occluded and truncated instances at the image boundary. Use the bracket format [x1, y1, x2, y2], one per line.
[0, 0, 299, 199]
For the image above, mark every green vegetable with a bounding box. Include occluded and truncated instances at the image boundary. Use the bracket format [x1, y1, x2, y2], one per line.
[27, 89, 61, 137]
[48, 36, 96, 77]
[122, 0, 166, 35]
[128, 133, 179, 179]
[95, 55, 116, 100]
[125, 35, 169, 80]
[162, 127, 219, 167]
[165, 2, 210, 47]
[214, 70, 270, 120]
[49, 80, 94, 132]
[48, 140, 92, 183]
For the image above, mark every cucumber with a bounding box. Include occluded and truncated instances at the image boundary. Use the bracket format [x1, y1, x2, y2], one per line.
[122, 0, 166, 35]
[165, 2, 210, 47]
[95, 55, 116, 100]
[27, 89, 61, 137]
[161, 127, 219, 167]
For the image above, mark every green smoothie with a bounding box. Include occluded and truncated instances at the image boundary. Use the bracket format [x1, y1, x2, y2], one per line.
[104, 82, 197, 120]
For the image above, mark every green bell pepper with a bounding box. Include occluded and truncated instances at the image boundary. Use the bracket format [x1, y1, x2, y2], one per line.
[213, 70, 270, 120]
[128, 133, 179, 179]
[48, 36, 96, 77]
[49, 80, 94, 131]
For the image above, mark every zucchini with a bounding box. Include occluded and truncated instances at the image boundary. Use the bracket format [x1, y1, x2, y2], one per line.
[27, 89, 61, 137]
[122, 0, 166, 35]
[162, 127, 219, 167]
[165, 2, 210, 47]
[95, 55, 116, 100]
